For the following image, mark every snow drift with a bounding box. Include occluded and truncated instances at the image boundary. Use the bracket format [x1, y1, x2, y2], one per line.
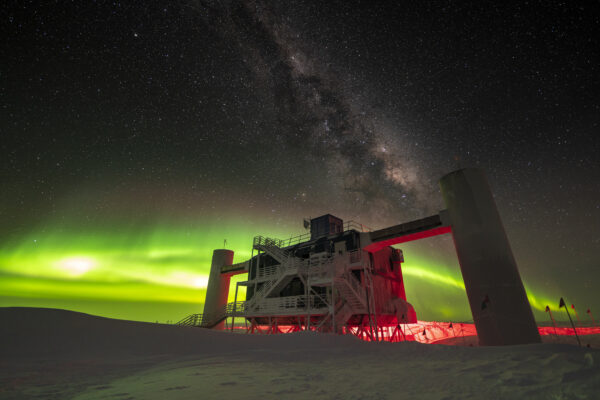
[1, 307, 599, 399]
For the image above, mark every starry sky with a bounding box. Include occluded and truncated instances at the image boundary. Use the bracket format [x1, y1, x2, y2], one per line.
[1, 1, 598, 323]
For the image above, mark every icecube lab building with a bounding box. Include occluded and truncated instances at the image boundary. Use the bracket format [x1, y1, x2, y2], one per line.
[179, 169, 541, 346]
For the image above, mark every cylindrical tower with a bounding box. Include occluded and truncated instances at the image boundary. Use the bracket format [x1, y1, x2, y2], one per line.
[203, 249, 234, 329]
[439, 168, 540, 346]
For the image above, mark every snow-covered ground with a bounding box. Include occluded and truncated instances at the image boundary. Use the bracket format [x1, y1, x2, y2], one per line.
[1, 308, 599, 400]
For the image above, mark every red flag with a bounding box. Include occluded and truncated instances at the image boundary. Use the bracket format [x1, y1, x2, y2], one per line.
[545, 305, 550, 312]
[559, 298, 566, 308]
[571, 304, 575, 309]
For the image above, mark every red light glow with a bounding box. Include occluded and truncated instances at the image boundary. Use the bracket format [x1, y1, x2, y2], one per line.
[225, 320, 600, 345]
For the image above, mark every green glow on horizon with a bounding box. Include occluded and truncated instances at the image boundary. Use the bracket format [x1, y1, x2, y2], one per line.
[403, 263, 555, 314]
[0, 219, 559, 322]
[402, 265, 466, 291]
[399, 243, 556, 321]
[0, 216, 291, 320]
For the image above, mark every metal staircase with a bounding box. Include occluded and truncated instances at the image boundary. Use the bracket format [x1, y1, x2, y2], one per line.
[247, 268, 296, 308]
[246, 236, 303, 309]
[334, 273, 367, 311]
[253, 236, 293, 265]
[334, 301, 355, 331]
[176, 302, 244, 328]
[176, 311, 225, 328]
[313, 298, 355, 333]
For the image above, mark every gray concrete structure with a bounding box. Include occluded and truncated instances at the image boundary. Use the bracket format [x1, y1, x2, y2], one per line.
[439, 168, 541, 345]
[204, 249, 234, 329]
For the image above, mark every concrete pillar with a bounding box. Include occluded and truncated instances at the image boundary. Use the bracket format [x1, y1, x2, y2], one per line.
[204, 249, 234, 329]
[439, 169, 540, 346]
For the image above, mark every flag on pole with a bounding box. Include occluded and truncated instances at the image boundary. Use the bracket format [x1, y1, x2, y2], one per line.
[559, 297, 581, 346]
[571, 304, 575, 309]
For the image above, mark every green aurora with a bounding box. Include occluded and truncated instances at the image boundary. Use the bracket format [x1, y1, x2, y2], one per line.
[0, 218, 559, 323]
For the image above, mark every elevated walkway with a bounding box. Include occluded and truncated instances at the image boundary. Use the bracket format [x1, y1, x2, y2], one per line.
[364, 213, 451, 252]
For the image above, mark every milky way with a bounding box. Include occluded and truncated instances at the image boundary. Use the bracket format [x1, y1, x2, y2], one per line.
[194, 0, 438, 221]
[2, 1, 598, 322]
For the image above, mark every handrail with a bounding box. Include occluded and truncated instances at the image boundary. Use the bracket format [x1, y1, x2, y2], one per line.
[247, 295, 327, 314]
[176, 301, 233, 328]
[176, 313, 201, 326]
[252, 221, 371, 251]
[344, 272, 363, 299]
[221, 261, 248, 274]
[307, 261, 334, 282]
[345, 221, 373, 232]
[246, 260, 299, 307]
[334, 272, 366, 309]
[178, 271, 368, 326]
[256, 264, 280, 279]
[348, 249, 362, 264]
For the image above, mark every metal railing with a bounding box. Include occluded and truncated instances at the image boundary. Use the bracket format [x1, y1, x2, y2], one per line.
[345, 221, 372, 233]
[252, 221, 372, 251]
[344, 272, 363, 299]
[335, 301, 355, 326]
[334, 272, 366, 310]
[221, 261, 249, 274]
[246, 261, 300, 306]
[176, 301, 249, 327]
[248, 295, 326, 315]
[177, 273, 366, 328]
[256, 264, 281, 279]
[306, 261, 334, 282]
[253, 235, 290, 250]
[348, 249, 362, 264]
[176, 313, 202, 327]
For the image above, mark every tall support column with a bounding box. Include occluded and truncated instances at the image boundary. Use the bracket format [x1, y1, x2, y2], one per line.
[204, 249, 234, 330]
[439, 168, 540, 346]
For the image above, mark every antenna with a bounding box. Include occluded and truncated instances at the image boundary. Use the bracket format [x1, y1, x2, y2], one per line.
[303, 218, 310, 230]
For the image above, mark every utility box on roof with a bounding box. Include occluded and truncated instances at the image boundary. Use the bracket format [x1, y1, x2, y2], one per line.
[310, 214, 343, 239]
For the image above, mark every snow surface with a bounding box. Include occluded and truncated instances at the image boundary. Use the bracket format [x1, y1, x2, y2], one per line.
[1, 307, 599, 400]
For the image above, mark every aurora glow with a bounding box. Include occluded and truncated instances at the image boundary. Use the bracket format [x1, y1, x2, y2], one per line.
[0, 216, 285, 321]
[1, 219, 560, 323]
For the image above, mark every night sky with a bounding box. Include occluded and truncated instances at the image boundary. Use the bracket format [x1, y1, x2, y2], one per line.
[2, 1, 598, 323]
